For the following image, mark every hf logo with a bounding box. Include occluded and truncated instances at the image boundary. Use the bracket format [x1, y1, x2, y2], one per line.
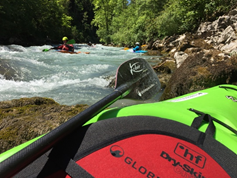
[174, 143, 206, 168]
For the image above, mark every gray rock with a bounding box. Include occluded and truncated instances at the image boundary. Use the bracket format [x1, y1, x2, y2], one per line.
[174, 51, 189, 68]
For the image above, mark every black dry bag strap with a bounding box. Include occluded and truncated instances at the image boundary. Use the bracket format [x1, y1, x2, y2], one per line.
[55, 157, 93, 178]
[191, 113, 216, 145]
[37, 149, 93, 178]
[190, 108, 237, 135]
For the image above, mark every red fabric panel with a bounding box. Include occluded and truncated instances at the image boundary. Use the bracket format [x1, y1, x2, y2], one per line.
[77, 134, 229, 178]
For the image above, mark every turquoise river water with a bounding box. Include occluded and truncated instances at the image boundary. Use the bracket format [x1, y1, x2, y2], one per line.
[0, 44, 162, 107]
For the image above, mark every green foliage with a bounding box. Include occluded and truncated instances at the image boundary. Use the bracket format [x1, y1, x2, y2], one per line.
[0, 0, 97, 44]
[177, 0, 236, 33]
[92, 0, 167, 44]
[68, 0, 98, 42]
[0, 0, 236, 45]
[154, 0, 185, 37]
[71, 26, 79, 40]
[91, 0, 119, 43]
[0, 0, 68, 42]
[62, 14, 73, 28]
[92, 0, 236, 45]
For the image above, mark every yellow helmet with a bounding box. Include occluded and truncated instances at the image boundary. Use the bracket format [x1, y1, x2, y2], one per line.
[62, 37, 68, 41]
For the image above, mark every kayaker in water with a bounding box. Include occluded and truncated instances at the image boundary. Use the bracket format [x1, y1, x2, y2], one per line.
[133, 42, 140, 52]
[88, 41, 92, 46]
[51, 37, 74, 52]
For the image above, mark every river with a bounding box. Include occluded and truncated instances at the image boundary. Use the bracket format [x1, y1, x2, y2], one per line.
[0, 44, 162, 107]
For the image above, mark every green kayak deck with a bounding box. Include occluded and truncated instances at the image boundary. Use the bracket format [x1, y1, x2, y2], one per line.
[88, 84, 237, 154]
[0, 84, 237, 178]
[1, 84, 237, 161]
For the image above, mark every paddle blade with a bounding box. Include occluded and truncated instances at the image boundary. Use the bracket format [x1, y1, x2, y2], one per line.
[67, 39, 75, 44]
[42, 49, 50, 52]
[115, 58, 161, 100]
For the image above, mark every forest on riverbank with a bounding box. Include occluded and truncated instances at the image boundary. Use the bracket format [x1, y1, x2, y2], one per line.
[0, 0, 236, 46]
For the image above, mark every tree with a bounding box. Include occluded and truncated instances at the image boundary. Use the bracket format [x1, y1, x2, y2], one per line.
[0, 0, 96, 45]
[109, 0, 166, 45]
[0, 0, 236, 45]
[68, 0, 98, 42]
[92, 0, 120, 43]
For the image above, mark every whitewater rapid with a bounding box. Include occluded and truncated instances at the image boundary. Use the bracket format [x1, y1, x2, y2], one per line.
[0, 44, 161, 106]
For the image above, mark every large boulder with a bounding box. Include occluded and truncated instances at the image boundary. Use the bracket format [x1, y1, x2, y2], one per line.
[153, 58, 176, 89]
[197, 8, 237, 54]
[0, 97, 88, 153]
[159, 50, 237, 101]
[0, 59, 22, 80]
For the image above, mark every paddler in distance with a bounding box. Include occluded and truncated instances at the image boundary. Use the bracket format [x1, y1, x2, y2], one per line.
[133, 42, 140, 52]
[51, 37, 74, 52]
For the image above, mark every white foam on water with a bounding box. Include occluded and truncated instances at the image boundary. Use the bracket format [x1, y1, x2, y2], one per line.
[77, 64, 111, 75]
[0, 44, 27, 53]
[0, 74, 110, 102]
[0, 46, 10, 52]
[0, 44, 160, 105]
[76, 76, 110, 87]
[0, 74, 5, 79]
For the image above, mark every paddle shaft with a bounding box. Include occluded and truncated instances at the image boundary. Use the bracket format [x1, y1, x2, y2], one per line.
[0, 83, 132, 178]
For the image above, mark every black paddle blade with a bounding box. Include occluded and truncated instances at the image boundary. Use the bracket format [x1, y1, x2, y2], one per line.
[115, 58, 161, 100]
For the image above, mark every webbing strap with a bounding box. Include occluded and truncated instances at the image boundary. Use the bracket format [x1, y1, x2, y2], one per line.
[191, 113, 216, 145]
[219, 85, 237, 92]
[47, 151, 93, 178]
[190, 108, 237, 135]
[37, 149, 93, 178]
[191, 114, 216, 136]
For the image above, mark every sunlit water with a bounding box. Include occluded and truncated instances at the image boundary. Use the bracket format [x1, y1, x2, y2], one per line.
[0, 44, 161, 106]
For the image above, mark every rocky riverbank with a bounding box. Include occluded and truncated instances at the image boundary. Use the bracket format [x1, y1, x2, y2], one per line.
[151, 8, 237, 100]
[1, 8, 237, 154]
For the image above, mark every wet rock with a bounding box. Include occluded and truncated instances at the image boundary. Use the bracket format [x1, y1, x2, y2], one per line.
[0, 59, 22, 80]
[107, 76, 116, 88]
